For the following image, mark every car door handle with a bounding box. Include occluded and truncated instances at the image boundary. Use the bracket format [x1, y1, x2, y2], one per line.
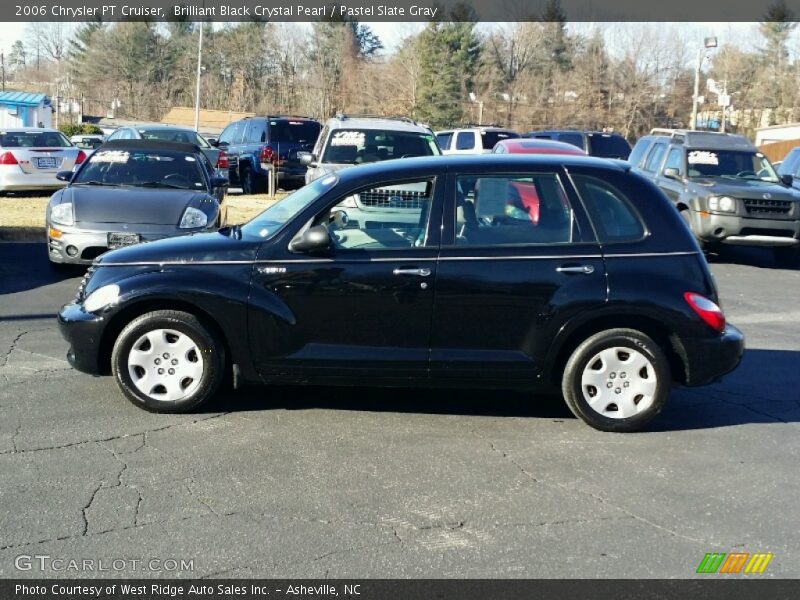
[556, 265, 595, 274]
[393, 267, 431, 277]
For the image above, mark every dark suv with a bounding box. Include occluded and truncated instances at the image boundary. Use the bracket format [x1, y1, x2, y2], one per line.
[526, 130, 632, 159]
[630, 129, 800, 266]
[212, 116, 321, 192]
[58, 155, 743, 432]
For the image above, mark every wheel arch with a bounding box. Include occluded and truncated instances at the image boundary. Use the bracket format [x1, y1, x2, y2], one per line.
[547, 312, 689, 387]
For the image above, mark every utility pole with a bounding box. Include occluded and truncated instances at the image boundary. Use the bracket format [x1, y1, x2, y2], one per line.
[1, 52, 5, 91]
[691, 37, 718, 131]
[194, 23, 203, 132]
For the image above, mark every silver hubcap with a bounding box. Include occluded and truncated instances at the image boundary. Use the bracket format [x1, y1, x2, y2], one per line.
[127, 329, 204, 401]
[580, 347, 657, 419]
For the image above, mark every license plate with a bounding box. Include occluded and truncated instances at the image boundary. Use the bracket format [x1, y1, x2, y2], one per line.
[107, 232, 140, 249]
[36, 157, 58, 169]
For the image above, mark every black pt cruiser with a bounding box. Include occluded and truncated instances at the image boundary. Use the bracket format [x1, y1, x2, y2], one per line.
[58, 155, 744, 432]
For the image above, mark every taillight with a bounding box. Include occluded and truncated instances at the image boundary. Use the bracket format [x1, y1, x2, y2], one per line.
[216, 150, 229, 169]
[684, 292, 726, 333]
[258, 145, 274, 163]
[75, 150, 87, 165]
[0, 152, 18, 165]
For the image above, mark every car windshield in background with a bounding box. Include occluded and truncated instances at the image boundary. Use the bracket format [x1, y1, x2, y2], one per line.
[687, 149, 779, 182]
[73, 149, 207, 189]
[241, 175, 336, 239]
[270, 120, 320, 144]
[139, 129, 209, 148]
[0, 131, 71, 148]
[481, 131, 520, 149]
[588, 134, 631, 158]
[321, 130, 440, 164]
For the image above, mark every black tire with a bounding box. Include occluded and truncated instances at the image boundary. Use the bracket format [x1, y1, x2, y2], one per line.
[561, 328, 670, 432]
[111, 310, 225, 413]
[773, 246, 800, 269]
[241, 166, 265, 195]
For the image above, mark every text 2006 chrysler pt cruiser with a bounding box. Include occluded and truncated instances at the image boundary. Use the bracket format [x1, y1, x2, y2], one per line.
[59, 155, 744, 432]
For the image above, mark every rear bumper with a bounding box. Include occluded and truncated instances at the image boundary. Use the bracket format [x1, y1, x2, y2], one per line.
[681, 324, 745, 386]
[58, 302, 106, 375]
[0, 168, 67, 192]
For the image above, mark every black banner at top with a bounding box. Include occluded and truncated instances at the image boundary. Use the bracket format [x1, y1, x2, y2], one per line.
[3, 0, 800, 22]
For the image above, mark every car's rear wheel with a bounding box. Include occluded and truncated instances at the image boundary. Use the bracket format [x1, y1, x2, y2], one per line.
[111, 310, 225, 412]
[241, 166, 265, 195]
[561, 329, 670, 432]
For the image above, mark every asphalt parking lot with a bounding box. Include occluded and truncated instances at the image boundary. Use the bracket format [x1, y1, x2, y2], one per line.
[1, 242, 798, 579]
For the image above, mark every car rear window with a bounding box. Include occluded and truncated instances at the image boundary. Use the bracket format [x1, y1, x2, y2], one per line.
[556, 132, 585, 149]
[0, 131, 71, 148]
[268, 120, 320, 144]
[571, 174, 645, 243]
[588, 134, 631, 159]
[480, 130, 520, 149]
[139, 129, 209, 147]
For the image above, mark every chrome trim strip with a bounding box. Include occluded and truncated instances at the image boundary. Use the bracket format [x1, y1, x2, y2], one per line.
[96, 250, 698, 267]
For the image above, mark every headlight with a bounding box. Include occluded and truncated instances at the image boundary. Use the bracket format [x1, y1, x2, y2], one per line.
[83, 284, 120, 312]
[708, 196, 736, 213]
[179, 206, 208, 229]
[50, 202, 74, 226]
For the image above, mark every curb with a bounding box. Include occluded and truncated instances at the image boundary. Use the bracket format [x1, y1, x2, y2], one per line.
[0, 227, 46, 243]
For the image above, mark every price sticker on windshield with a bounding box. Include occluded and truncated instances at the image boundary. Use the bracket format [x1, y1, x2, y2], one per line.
[688, 150, 719, 165]
[331, 131, 365, 146]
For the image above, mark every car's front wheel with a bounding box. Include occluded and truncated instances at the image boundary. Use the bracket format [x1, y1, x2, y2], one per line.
[561, 329, 670, 432]
[111, 310, 225, 412]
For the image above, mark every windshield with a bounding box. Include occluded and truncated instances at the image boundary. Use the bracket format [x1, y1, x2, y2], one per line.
[73, 148, 208, 189]
[139, 129, 209, 148]
[481, 130, 519, 149]
[321, 129, 440, 164]
[688, 149, 779, 182]
[0, 131, 71, 148]
[241, 175, 337, 239]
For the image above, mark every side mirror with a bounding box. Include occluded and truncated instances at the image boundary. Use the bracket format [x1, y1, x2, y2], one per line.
[207, 138, 219, 147]
[289, 225, 332, 253]
[210, 176, 229, 188]
[781, 173, 794, 187]
[298, 151, 315, 166]
[56, 171, 73, 182]
[663, 167, 682, 180]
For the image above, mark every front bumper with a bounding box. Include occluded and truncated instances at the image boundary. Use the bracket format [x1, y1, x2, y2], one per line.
[47, 224, 203, 265]
[0, 168, 67, 192]
[680, 324, 745, 386]
[689, 210, 800, 247]
[58, 302, 107, 375]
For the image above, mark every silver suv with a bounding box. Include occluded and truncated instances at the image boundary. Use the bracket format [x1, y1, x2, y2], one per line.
[299, 114, 440, 184]
[0, 128, 85, 193]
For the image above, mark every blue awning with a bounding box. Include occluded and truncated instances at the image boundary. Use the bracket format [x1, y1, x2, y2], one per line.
[0, 91, 49, 107]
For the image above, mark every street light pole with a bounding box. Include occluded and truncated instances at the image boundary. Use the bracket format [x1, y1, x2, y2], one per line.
[194, 23, 203, 132]
[691, 37, 717, 131]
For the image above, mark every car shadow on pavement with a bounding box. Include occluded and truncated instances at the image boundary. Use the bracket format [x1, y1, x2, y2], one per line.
[0, 242, 84, 296]
[200, 350, 800, 431]
[707, 245, 799, 270]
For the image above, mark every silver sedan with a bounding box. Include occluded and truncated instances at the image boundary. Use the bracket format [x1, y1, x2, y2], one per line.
[0, 128, 85, 193]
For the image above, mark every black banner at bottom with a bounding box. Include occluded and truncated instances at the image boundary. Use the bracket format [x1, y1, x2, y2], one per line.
[2, 580, 799, 600]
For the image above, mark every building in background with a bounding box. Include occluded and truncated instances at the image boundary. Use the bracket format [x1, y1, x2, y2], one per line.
[0, 92, 52, 128]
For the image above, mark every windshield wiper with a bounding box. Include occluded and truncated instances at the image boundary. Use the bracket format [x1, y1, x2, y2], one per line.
[134, 181, 193, 190]
[74, 180, 121, 186]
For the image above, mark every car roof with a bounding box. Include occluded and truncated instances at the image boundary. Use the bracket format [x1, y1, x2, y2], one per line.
[436, 126, 517, 133]
[496, 138, 587, 154]
[648, 130, 756, 150]
[0, 127, 60, 133]
[326, 116, 431, 133]
[332, 154, 624, 184]
[100, 139, 201, 153]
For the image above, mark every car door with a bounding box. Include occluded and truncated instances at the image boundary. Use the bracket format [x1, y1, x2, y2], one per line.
[217, 121, 245, 183]
[429, 166, 606, 381]
[249, 171, 444, 380]
[655, 147, 686, 203]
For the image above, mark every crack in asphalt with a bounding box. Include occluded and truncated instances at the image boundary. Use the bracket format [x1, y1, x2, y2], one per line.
[1, 331, 28, 367]
[0, 412, 230, 456]
[81, 483, 104, 536]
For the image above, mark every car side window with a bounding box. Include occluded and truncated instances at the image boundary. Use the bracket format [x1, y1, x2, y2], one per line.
[456, 132, 475, 150]
[643, 143, 667, 172]
[454, 173, 576, 246]
[218, 122, 242, 145]
[244, 119, 267, 143]
[107, 129, 128, 141]
[627, 138, 652, 168]
[314, 178, 436, 250]
[436, 132, 453, 150]
[571, 175, 646, 243]
[662, 148, 684, 176]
